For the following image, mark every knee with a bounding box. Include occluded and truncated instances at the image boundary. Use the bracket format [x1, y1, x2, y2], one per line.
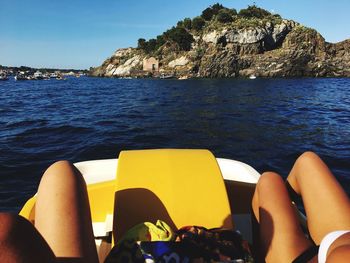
[42, 160, 82, 181]
[39, 160, 85, 191]
[297, 151, 321, 165]
[252, 172, 285, 218]
[258, 171, 283, 187]
[256, 172, 284, 195]
[46, 160, 74, 174]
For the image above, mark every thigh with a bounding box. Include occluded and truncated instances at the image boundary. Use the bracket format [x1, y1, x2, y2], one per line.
[252, 172, 315, 262]
[288, 152, 350, 244]
[35, 161, 98, 263]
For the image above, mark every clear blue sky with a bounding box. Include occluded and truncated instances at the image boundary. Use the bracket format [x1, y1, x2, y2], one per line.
[1, 0, 349, 69]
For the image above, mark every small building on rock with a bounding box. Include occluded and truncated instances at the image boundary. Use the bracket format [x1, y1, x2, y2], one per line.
[143, 57, 159, 72]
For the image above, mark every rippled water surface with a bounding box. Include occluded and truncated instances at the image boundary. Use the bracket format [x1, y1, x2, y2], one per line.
[1, 77, 350, 211]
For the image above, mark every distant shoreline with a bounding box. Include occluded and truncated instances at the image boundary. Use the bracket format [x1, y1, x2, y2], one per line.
[0, 65, 88, 75]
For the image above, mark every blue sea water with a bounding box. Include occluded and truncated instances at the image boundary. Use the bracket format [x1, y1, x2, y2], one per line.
[0, 77, 350, 212]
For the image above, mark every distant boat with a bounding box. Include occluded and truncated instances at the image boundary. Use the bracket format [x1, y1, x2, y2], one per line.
[14, 72, 28, 81]
[160, 73, 174, 79]
[56, 74, 66, 80]
[0, 71, 9, 81]
[33, 71, 44, 80]
[249, 75, 256, 79]
[178, 75, 189, 80]
[43, 73, 50, 80]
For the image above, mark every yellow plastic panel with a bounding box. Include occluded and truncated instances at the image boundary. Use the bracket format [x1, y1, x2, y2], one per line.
[19, 196, 36, 222]
[87, 180, 115, 222]
[114, 149, 233, 241]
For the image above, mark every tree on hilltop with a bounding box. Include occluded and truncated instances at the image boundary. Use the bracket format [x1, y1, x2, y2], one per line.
[211, 3, 224, 12]
[230, 8, 238, 16]
[183, 18, 192, 30]
[201, 7, 215, 21]
[217, 9, 234, 23]
[238, 5, 271, 19]
[147, 39, 157, 52]
[163, 27, 194, 51]
[177, 17, 192, 30]
[201, 3, 224, 21]
[137, 38, 146, 49]
[192, 16, 205, 31]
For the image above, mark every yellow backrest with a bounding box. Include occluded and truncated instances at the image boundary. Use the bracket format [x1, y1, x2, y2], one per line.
[87, 180, 115, 222]
[113, 149, 233, 241]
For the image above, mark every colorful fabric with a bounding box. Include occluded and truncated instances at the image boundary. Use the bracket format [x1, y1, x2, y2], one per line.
[104, 222, 254, 263]
[118, 220, 174, 243]
[105, 220, 175, 263]
[175, 225, 254, 262]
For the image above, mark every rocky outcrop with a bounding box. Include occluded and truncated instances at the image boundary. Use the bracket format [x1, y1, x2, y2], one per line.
[168, 56, 189, 68]
[90, 13, 350, 78]
[105, 55, 141, 77]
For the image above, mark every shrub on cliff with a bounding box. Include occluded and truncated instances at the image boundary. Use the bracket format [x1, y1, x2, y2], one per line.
[211, 3, 224, 12]
[137, 34, 166, 54]
[156, 35, 166, 47]
[238, 5, 271, 19]
[177, 18, 192, 30]
[147, 39, 157, 52]
[137, 38, 157, 53]
[201, 7, 215, 21]
[164, 27, 194, 51]
[201, 3, 224, 21]
[229, 8, 238, 16]
[137, 38, 147, 49]
[192, 16, 206, 31]
[183, 18, 192, 30]
[217, 9, 234, 23]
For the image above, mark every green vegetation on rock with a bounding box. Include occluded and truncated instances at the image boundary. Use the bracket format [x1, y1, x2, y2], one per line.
[137, 3, 284, 54]
[163, 27, 194, 51]
[216, 9, 234, 23]
[192, 16, 206, 31]
[201, 3, 225, 20]
[183, 18, 192, 30]
[293, 25, 318, 35]
[238, 5, 271, 19]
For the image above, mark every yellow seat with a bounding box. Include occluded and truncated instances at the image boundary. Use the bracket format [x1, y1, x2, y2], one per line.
[113, 149, 233, 242]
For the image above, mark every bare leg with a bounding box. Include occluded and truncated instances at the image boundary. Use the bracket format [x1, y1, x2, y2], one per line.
[0, 213, 55, 263]
[252, 172, 315, 262]
[286, 152, 350, 244]
[35, 161, 98, 263]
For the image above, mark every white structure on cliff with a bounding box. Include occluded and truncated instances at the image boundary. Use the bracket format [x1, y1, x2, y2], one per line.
[143, 57, 159, 72]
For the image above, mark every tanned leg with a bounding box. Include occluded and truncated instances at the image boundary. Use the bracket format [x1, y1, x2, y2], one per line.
[286, 152, 350, 244]
[35, 161, 98, 263]
[286, 151, 350, 261]
[252, 172, 315, 262]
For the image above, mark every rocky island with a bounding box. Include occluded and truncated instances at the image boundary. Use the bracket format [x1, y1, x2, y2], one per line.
[90, 4, 350, 78]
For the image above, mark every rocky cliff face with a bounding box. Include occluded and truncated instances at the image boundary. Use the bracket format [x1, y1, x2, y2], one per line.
[90, 9, 350, 78]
